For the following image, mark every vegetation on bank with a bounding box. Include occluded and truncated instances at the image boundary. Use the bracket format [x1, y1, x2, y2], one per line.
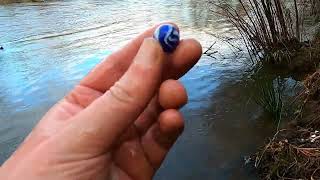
[211, 0, 320, 179]
[212, 0, 302, 64]
[252, 69, 320, 179]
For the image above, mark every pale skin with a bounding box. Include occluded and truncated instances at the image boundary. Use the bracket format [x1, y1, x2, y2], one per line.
[0, 23, 202, 180]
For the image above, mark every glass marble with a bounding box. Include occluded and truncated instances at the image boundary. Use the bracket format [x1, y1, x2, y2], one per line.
[153, 24, 180, 53]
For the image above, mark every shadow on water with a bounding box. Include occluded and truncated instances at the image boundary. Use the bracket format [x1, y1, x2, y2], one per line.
[0, 0, 288, 179]
[155, 62, 303, 180]
[155, 58, 278, 180]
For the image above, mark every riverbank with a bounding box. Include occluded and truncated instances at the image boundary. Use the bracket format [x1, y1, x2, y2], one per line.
[251, 29, 320, 180]
[215, 0, 320, 177]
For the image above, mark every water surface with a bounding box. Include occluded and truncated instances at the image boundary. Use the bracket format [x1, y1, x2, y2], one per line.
[0, 0, 274, 179]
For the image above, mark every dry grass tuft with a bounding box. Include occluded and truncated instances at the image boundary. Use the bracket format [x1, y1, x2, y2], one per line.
[254, 128, 320, 180]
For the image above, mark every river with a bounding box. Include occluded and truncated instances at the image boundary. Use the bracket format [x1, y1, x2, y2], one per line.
[0, 0, 275, 179]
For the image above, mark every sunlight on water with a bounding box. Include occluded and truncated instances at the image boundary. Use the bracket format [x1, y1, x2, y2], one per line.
[0, 0, 272, 179]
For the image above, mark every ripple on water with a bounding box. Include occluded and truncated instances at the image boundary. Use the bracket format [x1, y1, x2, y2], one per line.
[0, 0, 270, 179]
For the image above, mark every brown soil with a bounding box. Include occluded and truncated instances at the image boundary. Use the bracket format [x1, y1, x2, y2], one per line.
[261, 37, 320, 81]
[254, 69, 320, 180]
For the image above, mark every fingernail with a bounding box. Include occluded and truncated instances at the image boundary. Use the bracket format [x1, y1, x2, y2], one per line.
[134, 38, 164, 67]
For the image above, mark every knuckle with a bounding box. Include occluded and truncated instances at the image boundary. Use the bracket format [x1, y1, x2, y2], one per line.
[108, 81, 136, 106]
[133, 60, 154, 73]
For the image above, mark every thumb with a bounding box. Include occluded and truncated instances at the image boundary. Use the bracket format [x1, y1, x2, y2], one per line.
[57, 38, 165, 154]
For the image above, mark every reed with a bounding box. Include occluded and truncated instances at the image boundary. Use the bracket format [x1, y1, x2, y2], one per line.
[210, 0, 302, 64]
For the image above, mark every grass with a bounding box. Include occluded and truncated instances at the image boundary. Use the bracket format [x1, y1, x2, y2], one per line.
[252, 69, 320, 180]
[252, 76, 284, 129]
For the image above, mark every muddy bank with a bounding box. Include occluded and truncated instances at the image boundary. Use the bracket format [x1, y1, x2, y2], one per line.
[252, 43, 320, 180]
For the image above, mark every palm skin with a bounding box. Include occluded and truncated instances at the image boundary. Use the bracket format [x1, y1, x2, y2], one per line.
[0, 23, 202, 180]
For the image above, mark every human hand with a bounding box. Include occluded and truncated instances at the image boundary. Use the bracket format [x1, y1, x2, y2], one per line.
[0, 23, 202, 180]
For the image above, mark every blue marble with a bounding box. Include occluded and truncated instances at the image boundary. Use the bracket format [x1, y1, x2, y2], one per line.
[153, 24, 180, 53]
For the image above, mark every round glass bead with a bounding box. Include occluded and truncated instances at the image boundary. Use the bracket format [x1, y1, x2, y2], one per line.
[153, 24, 180, 53]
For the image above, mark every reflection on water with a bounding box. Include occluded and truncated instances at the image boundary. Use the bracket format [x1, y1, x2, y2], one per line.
[1, 0, 273, 179]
